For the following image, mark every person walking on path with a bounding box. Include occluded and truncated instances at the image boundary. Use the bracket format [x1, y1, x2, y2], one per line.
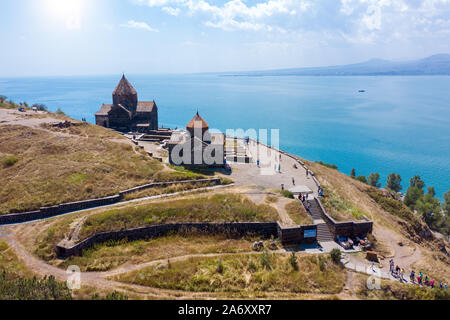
[410, 271, 415, 283]
[306, 201, 311, 213]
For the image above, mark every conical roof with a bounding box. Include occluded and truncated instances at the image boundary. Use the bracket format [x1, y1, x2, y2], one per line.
[113, 75, 137, 96]
[186, 112, 209, 129]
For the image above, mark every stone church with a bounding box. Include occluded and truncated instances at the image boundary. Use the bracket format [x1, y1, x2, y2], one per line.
[167, 112, 225, 168]
[95, 75, 158, 132]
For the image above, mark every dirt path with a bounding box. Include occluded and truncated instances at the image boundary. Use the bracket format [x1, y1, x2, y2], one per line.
[271, 197, 295, 227]
[1, 226, 353, 300]
[374, 227, 423, 268]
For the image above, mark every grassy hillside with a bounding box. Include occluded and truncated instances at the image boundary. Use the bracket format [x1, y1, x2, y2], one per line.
[57, 234, 263, 272]
[113, 252, 346, 295]
[0, 123, 164, 214]
[79, 194, 279, 240]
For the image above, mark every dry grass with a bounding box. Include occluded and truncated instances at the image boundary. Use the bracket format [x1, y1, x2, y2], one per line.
[285, 200, 313, 225]
[265, 195, 279, 203]
[78, 193, 279, 241]
[113, 252, 346, 295]
[122, 182, 215, 201]
[0, 240, 32, 279]
[0, 124, 164, 214]
[56, 233, 265, 272]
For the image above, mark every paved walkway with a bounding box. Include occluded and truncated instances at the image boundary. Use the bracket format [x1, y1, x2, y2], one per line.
[228, 141, 318, 195]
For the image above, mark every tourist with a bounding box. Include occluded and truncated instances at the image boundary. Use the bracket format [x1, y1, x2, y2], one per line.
[410, 271, 415, 283]
[395, 265, 400, 277]
[318, 187, 324, 197]
[306, 201, 311, 213]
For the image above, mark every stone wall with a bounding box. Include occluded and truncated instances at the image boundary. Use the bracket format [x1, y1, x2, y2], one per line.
[0, 178, 221, 225]
[56, 221, 323, 258]
[278, 224, 317, 245]
[56, 222, 280, 258]
[315, 198, 373, 239]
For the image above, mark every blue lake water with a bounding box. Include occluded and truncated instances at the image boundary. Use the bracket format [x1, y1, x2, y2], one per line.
[1, 75, 449, 198]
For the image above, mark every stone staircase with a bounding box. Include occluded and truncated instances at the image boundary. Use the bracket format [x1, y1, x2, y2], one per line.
[308, 199, 323, 220]
[317, 223, 334, 242]
[304, 198, 335, 242]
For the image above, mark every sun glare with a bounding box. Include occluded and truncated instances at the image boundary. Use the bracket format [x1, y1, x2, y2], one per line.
[43, 0, 86, 29]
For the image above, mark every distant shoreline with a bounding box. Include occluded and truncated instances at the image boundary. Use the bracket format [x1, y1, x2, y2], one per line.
[220, 74, 450, 77]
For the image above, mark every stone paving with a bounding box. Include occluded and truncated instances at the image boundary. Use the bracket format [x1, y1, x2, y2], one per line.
[227, 140, 319, 195]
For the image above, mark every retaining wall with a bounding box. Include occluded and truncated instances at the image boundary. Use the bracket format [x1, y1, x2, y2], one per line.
[0, 178, 221, 225]
[56, 222, 279, 258]
[278, 224, 317, 245]
[56, 221, 320, 258]
[315, 198, 373, 239]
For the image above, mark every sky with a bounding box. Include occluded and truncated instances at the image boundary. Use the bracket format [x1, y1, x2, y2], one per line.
[1, 0, 450, 76]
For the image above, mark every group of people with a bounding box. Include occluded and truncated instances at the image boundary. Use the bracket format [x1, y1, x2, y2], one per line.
[389, 259, 448, 290]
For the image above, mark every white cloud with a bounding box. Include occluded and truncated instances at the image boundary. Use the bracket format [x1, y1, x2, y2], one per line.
[162, 6, 181, 16]
[131, 0, 450, 47]
[120, 20, 159, 32]
[136, 0, 312, 32]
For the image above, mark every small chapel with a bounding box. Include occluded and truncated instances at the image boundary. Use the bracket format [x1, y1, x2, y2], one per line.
[95, 75, 158, 132]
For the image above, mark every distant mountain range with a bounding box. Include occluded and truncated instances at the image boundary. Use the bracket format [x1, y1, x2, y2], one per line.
[224, 54, 450, 76]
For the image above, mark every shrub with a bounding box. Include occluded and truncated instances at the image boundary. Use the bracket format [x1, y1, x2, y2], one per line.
[316, 161, 338, 170]
[0, 273, 72, 300]
[260, 249, 272, 270]
[318, 255, 326, 271]
[55, 108, 65, 115]
[104, 291, 128, 300]
[330, 249, 341, 264]
[1, 155, 18, 168]
[356, 176, 367, 183]
[288, 252, 298, 271]
[280, 190, 294, 199]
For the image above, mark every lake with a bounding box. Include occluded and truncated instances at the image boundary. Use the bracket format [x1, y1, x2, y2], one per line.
[1, 74, 449, 198]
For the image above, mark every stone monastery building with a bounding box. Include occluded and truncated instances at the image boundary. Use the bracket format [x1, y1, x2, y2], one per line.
[95, 75, 158, 132]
